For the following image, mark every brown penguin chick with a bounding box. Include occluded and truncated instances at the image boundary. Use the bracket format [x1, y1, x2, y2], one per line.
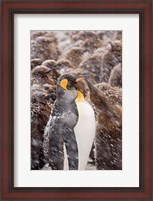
[65, 68, 85, 83]
[85, 80, 122, 170]
[42, 59, 74, 79]
[78, 53, 103, 83]
[65, 47, 85, 68]
[63, 40, 84, 54]
[109, 63, 122, 88]
[86, 80, 122, 127]
[31, 36, 60, 61]
[42, 59, 75, 82]
[98, 31, 117, 41]
[115, 31, 122, 41]
[41, 60, 61, 84]
[31, 66, 55, 86]
[97, 31, 106, 40]
[41, 59, 57, 69]
[96, 82, 122, 106]
[31, 58, 43, 70]
[69, 31, 83, 42]
[100, 40, 122, 83]
[110, 40, 122, 55]
[83, 37, 103, 54]
[31, 31, 48, 40]
[80, 31, 100, 40]
[42, 83, 57, 105]
[31, 84, 52, 170]
[96, 31, 118, 47]
[70, 31, 99, 42]
[31, 31, 57, 42]
[56, 59, 74, 73]
[44, 32, 58, 42]
[31, 84, 56, 107]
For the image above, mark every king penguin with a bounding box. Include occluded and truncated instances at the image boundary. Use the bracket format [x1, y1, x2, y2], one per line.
[44, 74, 96, 170]
[73, 80, 96, 170]
[64, 77, 96, 170]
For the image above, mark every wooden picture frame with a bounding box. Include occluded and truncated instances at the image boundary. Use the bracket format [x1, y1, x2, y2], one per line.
[0, 0, 152, 200]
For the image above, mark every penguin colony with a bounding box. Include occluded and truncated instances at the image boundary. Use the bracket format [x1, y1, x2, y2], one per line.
[31, 30, 122, 170]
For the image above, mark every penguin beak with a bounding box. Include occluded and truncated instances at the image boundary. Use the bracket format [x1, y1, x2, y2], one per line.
[76, 77, 84, 82]
[108, 41, 115, 50]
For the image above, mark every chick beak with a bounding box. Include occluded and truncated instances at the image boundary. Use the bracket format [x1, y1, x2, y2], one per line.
[76, 77, 84, 82]
[108, 41, 115, 50]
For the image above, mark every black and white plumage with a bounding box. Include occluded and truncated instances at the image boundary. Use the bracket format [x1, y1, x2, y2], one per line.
[44, 74, 96, 170]
[44, 75, 79, 170]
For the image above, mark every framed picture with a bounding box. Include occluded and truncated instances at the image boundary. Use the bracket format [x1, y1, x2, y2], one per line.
[1, 0, 152, 200]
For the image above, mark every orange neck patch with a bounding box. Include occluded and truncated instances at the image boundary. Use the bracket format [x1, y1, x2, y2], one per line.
[76, 90, 84, 102]
[60, 79, 68, 90]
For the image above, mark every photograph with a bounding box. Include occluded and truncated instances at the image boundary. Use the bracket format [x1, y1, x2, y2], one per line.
[1, 0, 152, 199]
[31, 30, 122, 170]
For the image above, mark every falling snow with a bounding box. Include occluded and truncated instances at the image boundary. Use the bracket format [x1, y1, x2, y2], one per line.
[31, 31, 122, 170]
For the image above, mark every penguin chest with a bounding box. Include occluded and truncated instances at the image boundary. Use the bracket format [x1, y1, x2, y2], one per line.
[74, 101, 96, 170]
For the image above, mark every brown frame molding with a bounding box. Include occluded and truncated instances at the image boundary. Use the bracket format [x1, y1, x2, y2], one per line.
[1, 0, 152, 200]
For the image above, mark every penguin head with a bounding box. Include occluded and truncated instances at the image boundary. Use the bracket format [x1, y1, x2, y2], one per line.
[57, 74, 85, 102]
[31, 66, 54, 85]
[58, 74, 77, 90]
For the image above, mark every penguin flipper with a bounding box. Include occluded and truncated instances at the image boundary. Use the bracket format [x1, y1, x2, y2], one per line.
[48, 136, 64, 170]
[45, 116, 64, 170]
[63, 128, 78, 170]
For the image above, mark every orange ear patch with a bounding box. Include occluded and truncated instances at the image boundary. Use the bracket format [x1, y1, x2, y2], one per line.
[76, 90, 84, 102]
[60, 79, 68, 90]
